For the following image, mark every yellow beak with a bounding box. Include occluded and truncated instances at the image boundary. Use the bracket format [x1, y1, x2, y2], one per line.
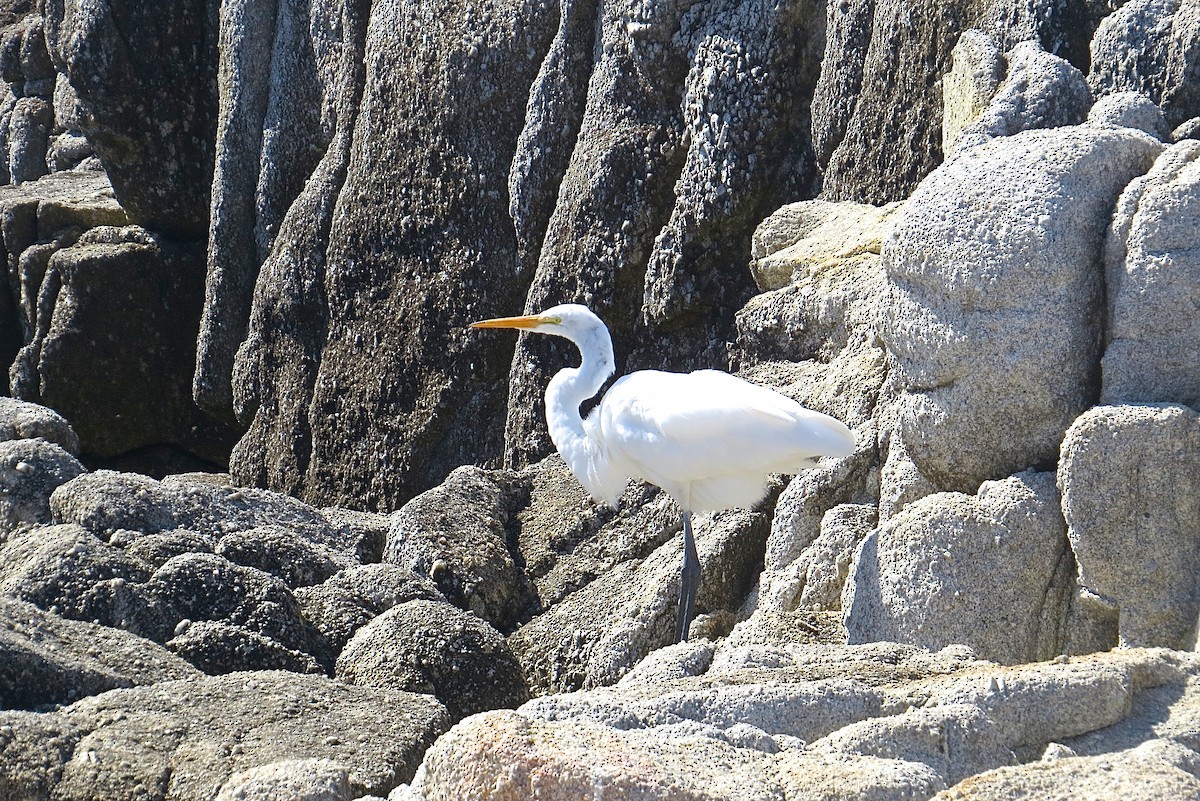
[469, 314, 546, 330]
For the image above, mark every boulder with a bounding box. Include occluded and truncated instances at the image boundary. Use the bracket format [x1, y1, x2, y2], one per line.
[293, 564, 445, 654]
[1088, 0, 1200, 129]
[844, 472, 1074, 664]
[335, 600, 528, 723]
[0, 437, 83, 537]
[0, 396, 79, 453]
[0, 596, 198, 710]
[878, 125, 1163, 507]
[383, 466, 535, 632]
[0, 670, 448, 799]
[216, 759, 352, 801]
[941, 30, 1004, 154]
[1089, 91, 1172, 138]
[9, 225, 238, 467]
[166, 620, 323, 675]
[1102, 140, 1200, 406]
[42, 0, 219, 236]
[950, 39, 1092, 154]
[1058, 404, 1200, 649]
[217, 526, 353, 589]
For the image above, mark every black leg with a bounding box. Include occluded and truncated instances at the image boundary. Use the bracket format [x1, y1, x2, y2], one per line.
[676, 510, 701, 642]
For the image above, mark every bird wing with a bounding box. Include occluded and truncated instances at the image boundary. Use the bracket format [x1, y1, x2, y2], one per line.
[592, 370, 854, 495]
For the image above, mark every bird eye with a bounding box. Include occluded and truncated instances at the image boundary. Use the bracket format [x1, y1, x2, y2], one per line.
[542, 316, 562, 325]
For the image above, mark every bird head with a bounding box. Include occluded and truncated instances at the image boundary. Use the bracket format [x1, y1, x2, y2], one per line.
[469, 304, 604, 340]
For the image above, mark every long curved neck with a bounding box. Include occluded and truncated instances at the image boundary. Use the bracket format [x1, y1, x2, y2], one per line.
[544, 323, 615, 454]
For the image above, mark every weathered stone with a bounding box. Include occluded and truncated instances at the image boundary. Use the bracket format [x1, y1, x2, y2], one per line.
[951, 40, 1092, 154]
[878, 126, 1163, 506]
[384, 466, 535, 632]
[42, 0, 219, 237]
[941, 30, 1004, 154]
[0, 596, 198, 710]
[7, 95, 49, 183]
[216, 759, 352, 801]
[0, 396, 79, 453]
[167, 619, 323, 675]
[217, 526, 353, 589]
[1088, 0, 1200, 129]
[9, 226, 238, 465]
[1058, 404, 1200, 649]
[50, 470, 347, 550]
[0, 437, 83, 536]
[293, 564, 445, 654]
[1103, 140, 1200, 406]
[844, 472, 1073, 664]
[1089, 90, 1172, 138]
[0, 670, 448, 798]
[336, 600, 528, 723]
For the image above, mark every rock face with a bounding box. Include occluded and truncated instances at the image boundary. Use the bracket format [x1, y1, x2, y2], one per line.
[878, 125, 1163, 509]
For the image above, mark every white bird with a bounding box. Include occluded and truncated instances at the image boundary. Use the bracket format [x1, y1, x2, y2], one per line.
[471, 304, 855, 642]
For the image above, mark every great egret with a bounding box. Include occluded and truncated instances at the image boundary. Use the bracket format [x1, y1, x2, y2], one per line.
[471, 304, 855, 642]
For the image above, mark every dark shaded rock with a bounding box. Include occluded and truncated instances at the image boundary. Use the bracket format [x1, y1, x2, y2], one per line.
[0, 670, 449, 798]
[50, 470, 349, 550]
[195, 0, 327, 421]
[119, 528, 215, 568]
[813, 0, 1093, 204]
[294, 564, 446, 654]
[167, 620, 323, 675]
[232, 0, 557, 509]
[503, 0, 824, 468]
[137, 552, 324, 664]
[9, 225, 239, 464]
[0, 396, 79, 453]
[217, 525, 353, 588]
[0, 524, 150, 627]
[0, 596, 198, 710]
[336, 600, 528, 724]
[42, 0, 219, 237]
[0, 437, 83, 536]
[45, 131, 92, 172]
[384, 466, 536, 632]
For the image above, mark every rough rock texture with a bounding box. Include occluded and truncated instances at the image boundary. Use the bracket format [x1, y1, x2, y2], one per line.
[950, 39, 1093, 154]
[336, 600, 528, 724]
[844, 472, 1074, 664]
[1059, 404, 1200, 650]
[0, 596, 198, 710]
[216, 759, 352, 801]
[226, 0, 556, 508]
[0, 395, 78, 453]
[878, 125, 1163, 512]
[399, 646, 1200, 801]
[384, 466, 535, 632]
[10, 226, 237, 466]
[0, 436, 83, 534]
[1102, 139, 1200, 406]
[1088, 0, 1200, 129]
[0, 671, 449, 799]
[42, 0, 219, 237]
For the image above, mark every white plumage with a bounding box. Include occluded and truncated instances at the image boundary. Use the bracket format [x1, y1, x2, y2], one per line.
[471, 303, 855, 641]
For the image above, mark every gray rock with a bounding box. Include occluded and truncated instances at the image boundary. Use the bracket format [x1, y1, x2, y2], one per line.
[217, 526, 353, 589]
[1102, 140, 1200, 406]
[319, 507, 392, 564]
[45, 131, 93, 172]
[0, 524, 150, 627]
[9, 225, 238, 464]
[1088, 91, 1172, 138]
[384, 466, 535, 632]
[1173, 116, 1200, 141]
[50, 470, 348, 550]
[0, 670, 448, 798]
[120, 528, 215, 568]
[509, 503, 769, 694]
[216, 759, 352, 801]
[0, 596, 198, 710]
[878, 126, 1163, 506]
[1088, 0, 1200, 129]
[941, 30, 1004, 154]
[42, 0, 219, 236]
[167, 619, 323, 675]
[336, 600, 528, 724]
[951, 40, 1092, 154]
[1058, 404, 1200, 649]
[0, 396, 79, 453]
[844, 472, 1073, 664]
[294, 564, 445, 654]
[0, 438, 83, 537]
[196, 0, 325, 421]
[138, 552, 324, 664]
[6, 95, 49, 183]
